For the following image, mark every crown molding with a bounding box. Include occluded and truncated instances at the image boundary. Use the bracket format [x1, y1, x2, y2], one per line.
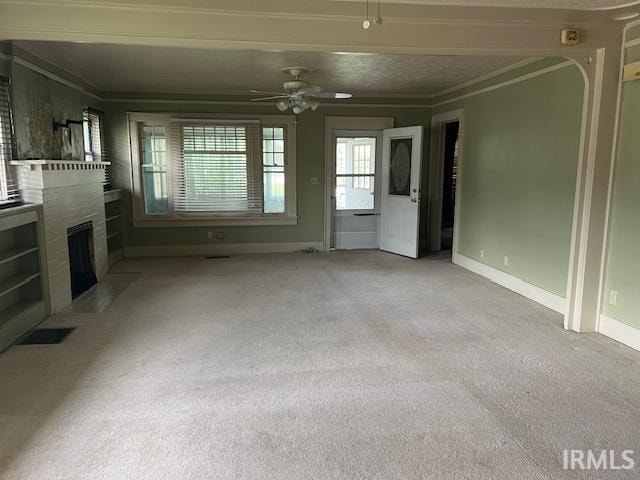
[427, 57, 541, 99]
[432, 59, 574, 107]
[0, 51, 101, 100]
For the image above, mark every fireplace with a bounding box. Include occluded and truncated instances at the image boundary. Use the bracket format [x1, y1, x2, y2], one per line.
[67, 221, 98, 299]
[13, 160, 109, 312]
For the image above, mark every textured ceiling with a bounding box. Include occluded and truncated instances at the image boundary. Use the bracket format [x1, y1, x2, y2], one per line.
[16, 41, 528, 97]
[356, 0, 637, 9]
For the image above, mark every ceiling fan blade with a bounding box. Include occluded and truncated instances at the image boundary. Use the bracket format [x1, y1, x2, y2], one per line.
[307, 91, 352, 99]
[251, 96, 290, 102]
[250, 89, 286, 95]
[299, 85, 322, 95]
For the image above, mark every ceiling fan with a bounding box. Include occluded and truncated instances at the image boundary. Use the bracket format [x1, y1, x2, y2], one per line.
[251, 66, 352, 114]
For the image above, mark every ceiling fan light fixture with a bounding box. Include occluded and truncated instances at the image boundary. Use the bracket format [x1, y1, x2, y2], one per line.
[251, 65, 352, 114]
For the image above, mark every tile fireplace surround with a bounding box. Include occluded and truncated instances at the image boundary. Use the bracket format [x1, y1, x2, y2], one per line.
[13, 160, 110, 312]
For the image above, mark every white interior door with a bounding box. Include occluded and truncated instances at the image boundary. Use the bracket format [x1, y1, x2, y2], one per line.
[380, 126, 423, 258]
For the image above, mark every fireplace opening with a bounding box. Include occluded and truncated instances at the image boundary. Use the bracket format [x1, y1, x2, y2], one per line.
[67, 221, 98, 299]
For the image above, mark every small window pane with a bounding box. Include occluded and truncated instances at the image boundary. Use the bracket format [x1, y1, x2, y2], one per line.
[143, 169, 169, 214]
[336, 176, 374, 211]
[143, 151, 154, 165]
[264, 167, 285, 214]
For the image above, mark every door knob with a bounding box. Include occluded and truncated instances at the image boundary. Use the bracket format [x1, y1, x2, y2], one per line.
[411, 198, 417, 203]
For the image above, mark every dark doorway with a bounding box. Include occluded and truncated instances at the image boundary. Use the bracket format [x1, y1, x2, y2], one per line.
[441, 121, 460, 252]
[67, 221, 97, 299]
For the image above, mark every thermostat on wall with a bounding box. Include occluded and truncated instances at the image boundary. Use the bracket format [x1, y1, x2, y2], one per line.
[561, 28, 581, 45]
[623, 61, 640, 82]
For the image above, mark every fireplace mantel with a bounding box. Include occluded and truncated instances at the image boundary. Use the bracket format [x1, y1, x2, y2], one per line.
[12, 160, 110, 171]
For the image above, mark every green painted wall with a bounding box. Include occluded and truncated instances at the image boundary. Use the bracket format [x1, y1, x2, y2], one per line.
[434, 64, 584, 297]
[104, 100, 431, 247]
[602, 45, 640, 329]
[626, 23, 640, 42]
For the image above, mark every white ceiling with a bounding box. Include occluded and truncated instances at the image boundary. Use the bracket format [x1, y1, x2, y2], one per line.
[350, 0, 636, 9]
[16, 41, 529, 98]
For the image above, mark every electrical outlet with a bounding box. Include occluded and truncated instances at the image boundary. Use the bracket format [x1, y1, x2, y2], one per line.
[480, 249, 485, 259]
[216, 231, 224, 240]
[609, 290, 618, 306]
[310, 177, 319, 185]
[503, 256, 509, 266]
[207, 231, 213, 240]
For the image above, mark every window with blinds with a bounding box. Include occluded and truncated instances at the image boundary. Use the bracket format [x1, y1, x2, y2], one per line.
[0, 76, 20, 205]
[129, 113, 295, 225]
[173, 123, 263, 213]
[82, 107, 110, 188]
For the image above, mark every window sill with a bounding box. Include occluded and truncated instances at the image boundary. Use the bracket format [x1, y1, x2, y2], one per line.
[133, 215, 298, 228]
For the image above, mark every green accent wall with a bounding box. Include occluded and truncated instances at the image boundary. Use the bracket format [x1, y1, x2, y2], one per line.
[602, 45, 640, 330]
[434, 64, 584, 297]
[104, 101, 431, 247]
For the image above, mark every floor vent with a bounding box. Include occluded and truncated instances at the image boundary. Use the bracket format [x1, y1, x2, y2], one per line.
[17, 328, 76, 345]
[204, 255, 230, 259]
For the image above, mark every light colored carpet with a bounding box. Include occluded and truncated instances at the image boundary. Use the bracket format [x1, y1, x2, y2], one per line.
[0, 251, 639, 479]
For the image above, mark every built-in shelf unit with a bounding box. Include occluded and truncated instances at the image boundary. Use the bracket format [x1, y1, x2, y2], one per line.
[104, 189, 124, 268]
[0, 205, 47, 351]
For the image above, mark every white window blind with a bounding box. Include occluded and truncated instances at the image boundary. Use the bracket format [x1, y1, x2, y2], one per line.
[171, 122, 263, 213]
[83, 107, 110, 187]
[0, 77, 19, 204]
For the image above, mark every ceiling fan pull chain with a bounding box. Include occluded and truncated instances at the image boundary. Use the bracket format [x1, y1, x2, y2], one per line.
[363, 0, 371, 29]
[375, 0, 383, 24]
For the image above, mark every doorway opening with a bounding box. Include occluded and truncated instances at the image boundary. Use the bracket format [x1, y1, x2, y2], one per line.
[441, 121, 459, 252]
[330, 131, 382, 250]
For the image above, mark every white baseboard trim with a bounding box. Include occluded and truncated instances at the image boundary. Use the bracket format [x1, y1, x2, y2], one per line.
[599, 314, 640, 352]
[124, 242, 324, 257]
[453, 253, 566, 315]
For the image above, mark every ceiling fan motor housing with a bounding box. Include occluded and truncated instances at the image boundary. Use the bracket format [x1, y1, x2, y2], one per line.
[284, 80, 309, 92]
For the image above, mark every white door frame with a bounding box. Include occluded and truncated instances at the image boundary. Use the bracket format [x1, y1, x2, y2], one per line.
[323, 116, 395, 252]
[428, 109, 465, 255]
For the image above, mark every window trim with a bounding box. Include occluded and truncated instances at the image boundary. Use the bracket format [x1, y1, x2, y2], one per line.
[0, 75, 20, 207]
[128, 112, 297, 227]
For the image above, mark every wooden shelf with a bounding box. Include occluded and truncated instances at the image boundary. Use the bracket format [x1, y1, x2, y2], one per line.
[107, 231, 122, 240]
[0, 246, 38, 266]
[0, 299, 42, 329]
[0, 272, 41, 298]
[106, 214, 121, 222]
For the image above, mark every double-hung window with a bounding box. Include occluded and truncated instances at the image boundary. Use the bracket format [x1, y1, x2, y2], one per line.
[0, 76, 19, 206]
[129, 114, 297, 226]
